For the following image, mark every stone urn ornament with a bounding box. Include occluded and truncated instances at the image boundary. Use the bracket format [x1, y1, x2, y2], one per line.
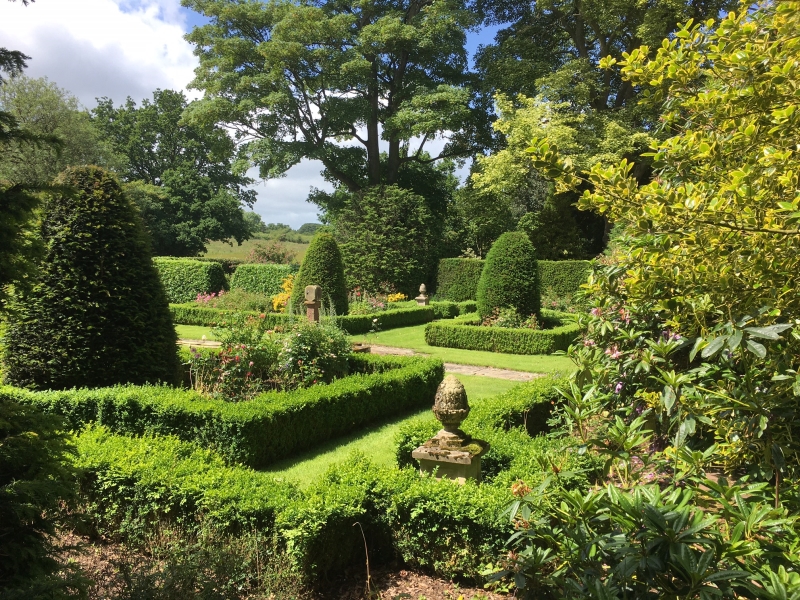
[412, 375, 489, 483]
[415, 283, 429, 306]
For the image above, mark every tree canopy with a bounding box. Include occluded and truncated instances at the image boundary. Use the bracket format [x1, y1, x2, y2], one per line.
[182, 0, 487, 194]
[92, 89, 255, 256]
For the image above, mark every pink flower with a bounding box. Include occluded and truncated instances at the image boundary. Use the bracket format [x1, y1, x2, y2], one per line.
[249, 361, 254, 367]
[583, 339, 596, 347]
[605, 345, 622, 360]
[590, 307, 603, 317]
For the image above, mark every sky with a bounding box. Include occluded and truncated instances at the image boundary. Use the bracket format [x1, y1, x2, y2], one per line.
[0, 0, 500, 229]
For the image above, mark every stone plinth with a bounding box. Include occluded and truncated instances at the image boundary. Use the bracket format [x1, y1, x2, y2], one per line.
[305, 285, 322, 322]
[415, 283, 429, 306]
[412, 374, 488, 484]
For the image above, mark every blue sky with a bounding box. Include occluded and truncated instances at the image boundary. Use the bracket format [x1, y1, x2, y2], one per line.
[0, 0, 502, 228]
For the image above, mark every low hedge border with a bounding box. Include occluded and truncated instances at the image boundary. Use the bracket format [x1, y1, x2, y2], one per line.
[153, 258, 228, 304]
[333, 306, 436, 334]
[5, 354, 444, 469]
[230, 263, 298, 297]
[424, 309, 581, 355]
[75, 428, 511, 584]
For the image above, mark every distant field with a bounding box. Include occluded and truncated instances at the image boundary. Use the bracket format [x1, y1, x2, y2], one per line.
[202, 236, 309, 262]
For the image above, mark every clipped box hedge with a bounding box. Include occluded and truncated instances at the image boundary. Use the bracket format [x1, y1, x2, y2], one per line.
[169, 303, 299, 329]
[330, 305, 436, 335]
[435, 257, 591, 303]
[153, 257, 229, 304]
[230, 263, 297, 297]
[5, 354, 443, 469]
[424, 309, 581, 355]
[192, 257, 245, 275]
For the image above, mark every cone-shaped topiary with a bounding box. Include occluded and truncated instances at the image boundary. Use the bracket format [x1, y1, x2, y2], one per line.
[476, 231, 540, 319]
[2, 166, 181, 389]
[289, 232, 349, 315]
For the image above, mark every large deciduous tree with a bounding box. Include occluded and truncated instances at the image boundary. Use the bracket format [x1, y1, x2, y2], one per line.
[181, 0, 486, 196]
[92, 89, 255, 256]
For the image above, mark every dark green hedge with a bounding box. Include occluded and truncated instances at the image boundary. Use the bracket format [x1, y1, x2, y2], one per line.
[424, 310, 581, 355]
[539, 260, 592, 303]
[5, 354, 443, 469]
[169, 303, 298, 329]
[436, 258, 591, 303]
[154, 258, 229, 304]
[435, 258, 485, 302]
[229, 263, 297, 297]
[330, 306, 436, 335]
[192, 257, 245, 275]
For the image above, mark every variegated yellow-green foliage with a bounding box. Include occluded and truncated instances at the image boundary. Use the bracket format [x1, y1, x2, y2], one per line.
[530, 2, 800, 333]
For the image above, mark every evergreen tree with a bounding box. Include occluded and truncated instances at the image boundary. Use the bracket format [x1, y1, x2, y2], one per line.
[289, 232, 349, 316]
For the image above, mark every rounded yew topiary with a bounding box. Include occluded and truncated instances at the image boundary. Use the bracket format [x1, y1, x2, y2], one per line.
[289, 232, 349, 315]
[2, 166, 181, 389]
[476, 231, 540, 319]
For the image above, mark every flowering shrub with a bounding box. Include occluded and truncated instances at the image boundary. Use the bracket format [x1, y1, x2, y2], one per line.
[387, 293, 407, 303]
[347, 292, 387, 314]
[271, 273, 294, 312]
[278, 320, 351, 388]
[189, 313, 280, 401]
[194, 288, 273, 312]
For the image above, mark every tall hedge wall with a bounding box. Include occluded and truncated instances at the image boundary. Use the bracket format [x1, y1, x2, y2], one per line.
[435, 258, 485, 302]
[436, 258, 591, 303]
[153, 257, 228, 304]
[4, 354, 443, 469]
[229, 263, 297, 297]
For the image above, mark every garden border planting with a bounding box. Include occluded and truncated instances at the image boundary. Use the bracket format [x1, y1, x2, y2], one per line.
[424, 310, 581, 355]
[4, 354, 444, 469]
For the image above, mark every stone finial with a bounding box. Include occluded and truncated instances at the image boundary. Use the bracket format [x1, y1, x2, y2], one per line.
[412, 375, 489, 483]
[415, 283, 429, 306]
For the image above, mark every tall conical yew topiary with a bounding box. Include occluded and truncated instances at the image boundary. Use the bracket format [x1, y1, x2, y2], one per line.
[289, 231, 349, 315]
[3, 166, 180, 389]
[476, 231, 540, 319]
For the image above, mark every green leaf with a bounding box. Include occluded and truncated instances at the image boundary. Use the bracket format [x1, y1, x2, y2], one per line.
[701, 335, 727, 359]
[744, 324, 792, 340]
[745, 340, 767, 358]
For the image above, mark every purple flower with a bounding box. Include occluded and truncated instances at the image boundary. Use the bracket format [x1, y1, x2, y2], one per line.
[614, 382, 624, 394]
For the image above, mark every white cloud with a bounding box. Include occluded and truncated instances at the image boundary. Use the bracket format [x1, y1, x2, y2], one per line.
[0, 0, 197, 106]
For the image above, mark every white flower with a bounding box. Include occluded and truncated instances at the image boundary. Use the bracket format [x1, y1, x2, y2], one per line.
[373, 318, 378, 323]
[201, 335, 207, 341]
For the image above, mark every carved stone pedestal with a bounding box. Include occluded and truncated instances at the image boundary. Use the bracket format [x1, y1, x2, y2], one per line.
[412, 375, 488, 484]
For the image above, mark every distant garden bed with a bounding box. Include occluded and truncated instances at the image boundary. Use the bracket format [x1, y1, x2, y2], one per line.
[424, 309, 581, 355]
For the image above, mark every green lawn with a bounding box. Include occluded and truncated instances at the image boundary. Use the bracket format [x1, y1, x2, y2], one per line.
[176, 324, 217, 340]
[263, 374, 519, 486]
[352, 323, 575, 373]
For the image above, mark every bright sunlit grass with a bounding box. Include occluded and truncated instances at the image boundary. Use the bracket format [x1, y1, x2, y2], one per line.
[262, 374, 520, 487]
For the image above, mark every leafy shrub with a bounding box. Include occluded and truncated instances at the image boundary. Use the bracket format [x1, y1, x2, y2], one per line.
[5, 354, 444, 468]
[289, 232, 349, 315]
[481, 307, 540, 329]
[436, 258, 485, 301]
[154, 257, 228, 304]
[3, 166, 180, 389]
[189, 313, 281, 401]
[195, 288, 274, 312]
[271, 273, 294, 312]
[246, 240, 296, 265]
[425, 311, 580, 355]
[387, 293, 407, 302]
[277, 320, 351, 388]
[476, 231, 540, 319]
[169, 304, 298, 328]
[0, 398, 86, 599]
[230, 263, 297, 297]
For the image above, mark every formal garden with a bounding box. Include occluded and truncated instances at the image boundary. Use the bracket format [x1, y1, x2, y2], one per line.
[2, 1, 800, 599]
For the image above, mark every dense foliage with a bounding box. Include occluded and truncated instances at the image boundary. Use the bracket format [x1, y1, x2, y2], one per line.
[476, 231, 540, 319]
[436, 258, 485, 302]
[0, 398, 85, 599]
[289, 232, 348, 316]
[508, 2, 800, 596]
[153, 257, 228, 304]
[229, 263, 297, 298]
[93, 90, 254, 256]
[3, 166, 180, 389]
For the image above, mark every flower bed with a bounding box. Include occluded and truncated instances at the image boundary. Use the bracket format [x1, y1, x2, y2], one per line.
[424, 309, 582, 355]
